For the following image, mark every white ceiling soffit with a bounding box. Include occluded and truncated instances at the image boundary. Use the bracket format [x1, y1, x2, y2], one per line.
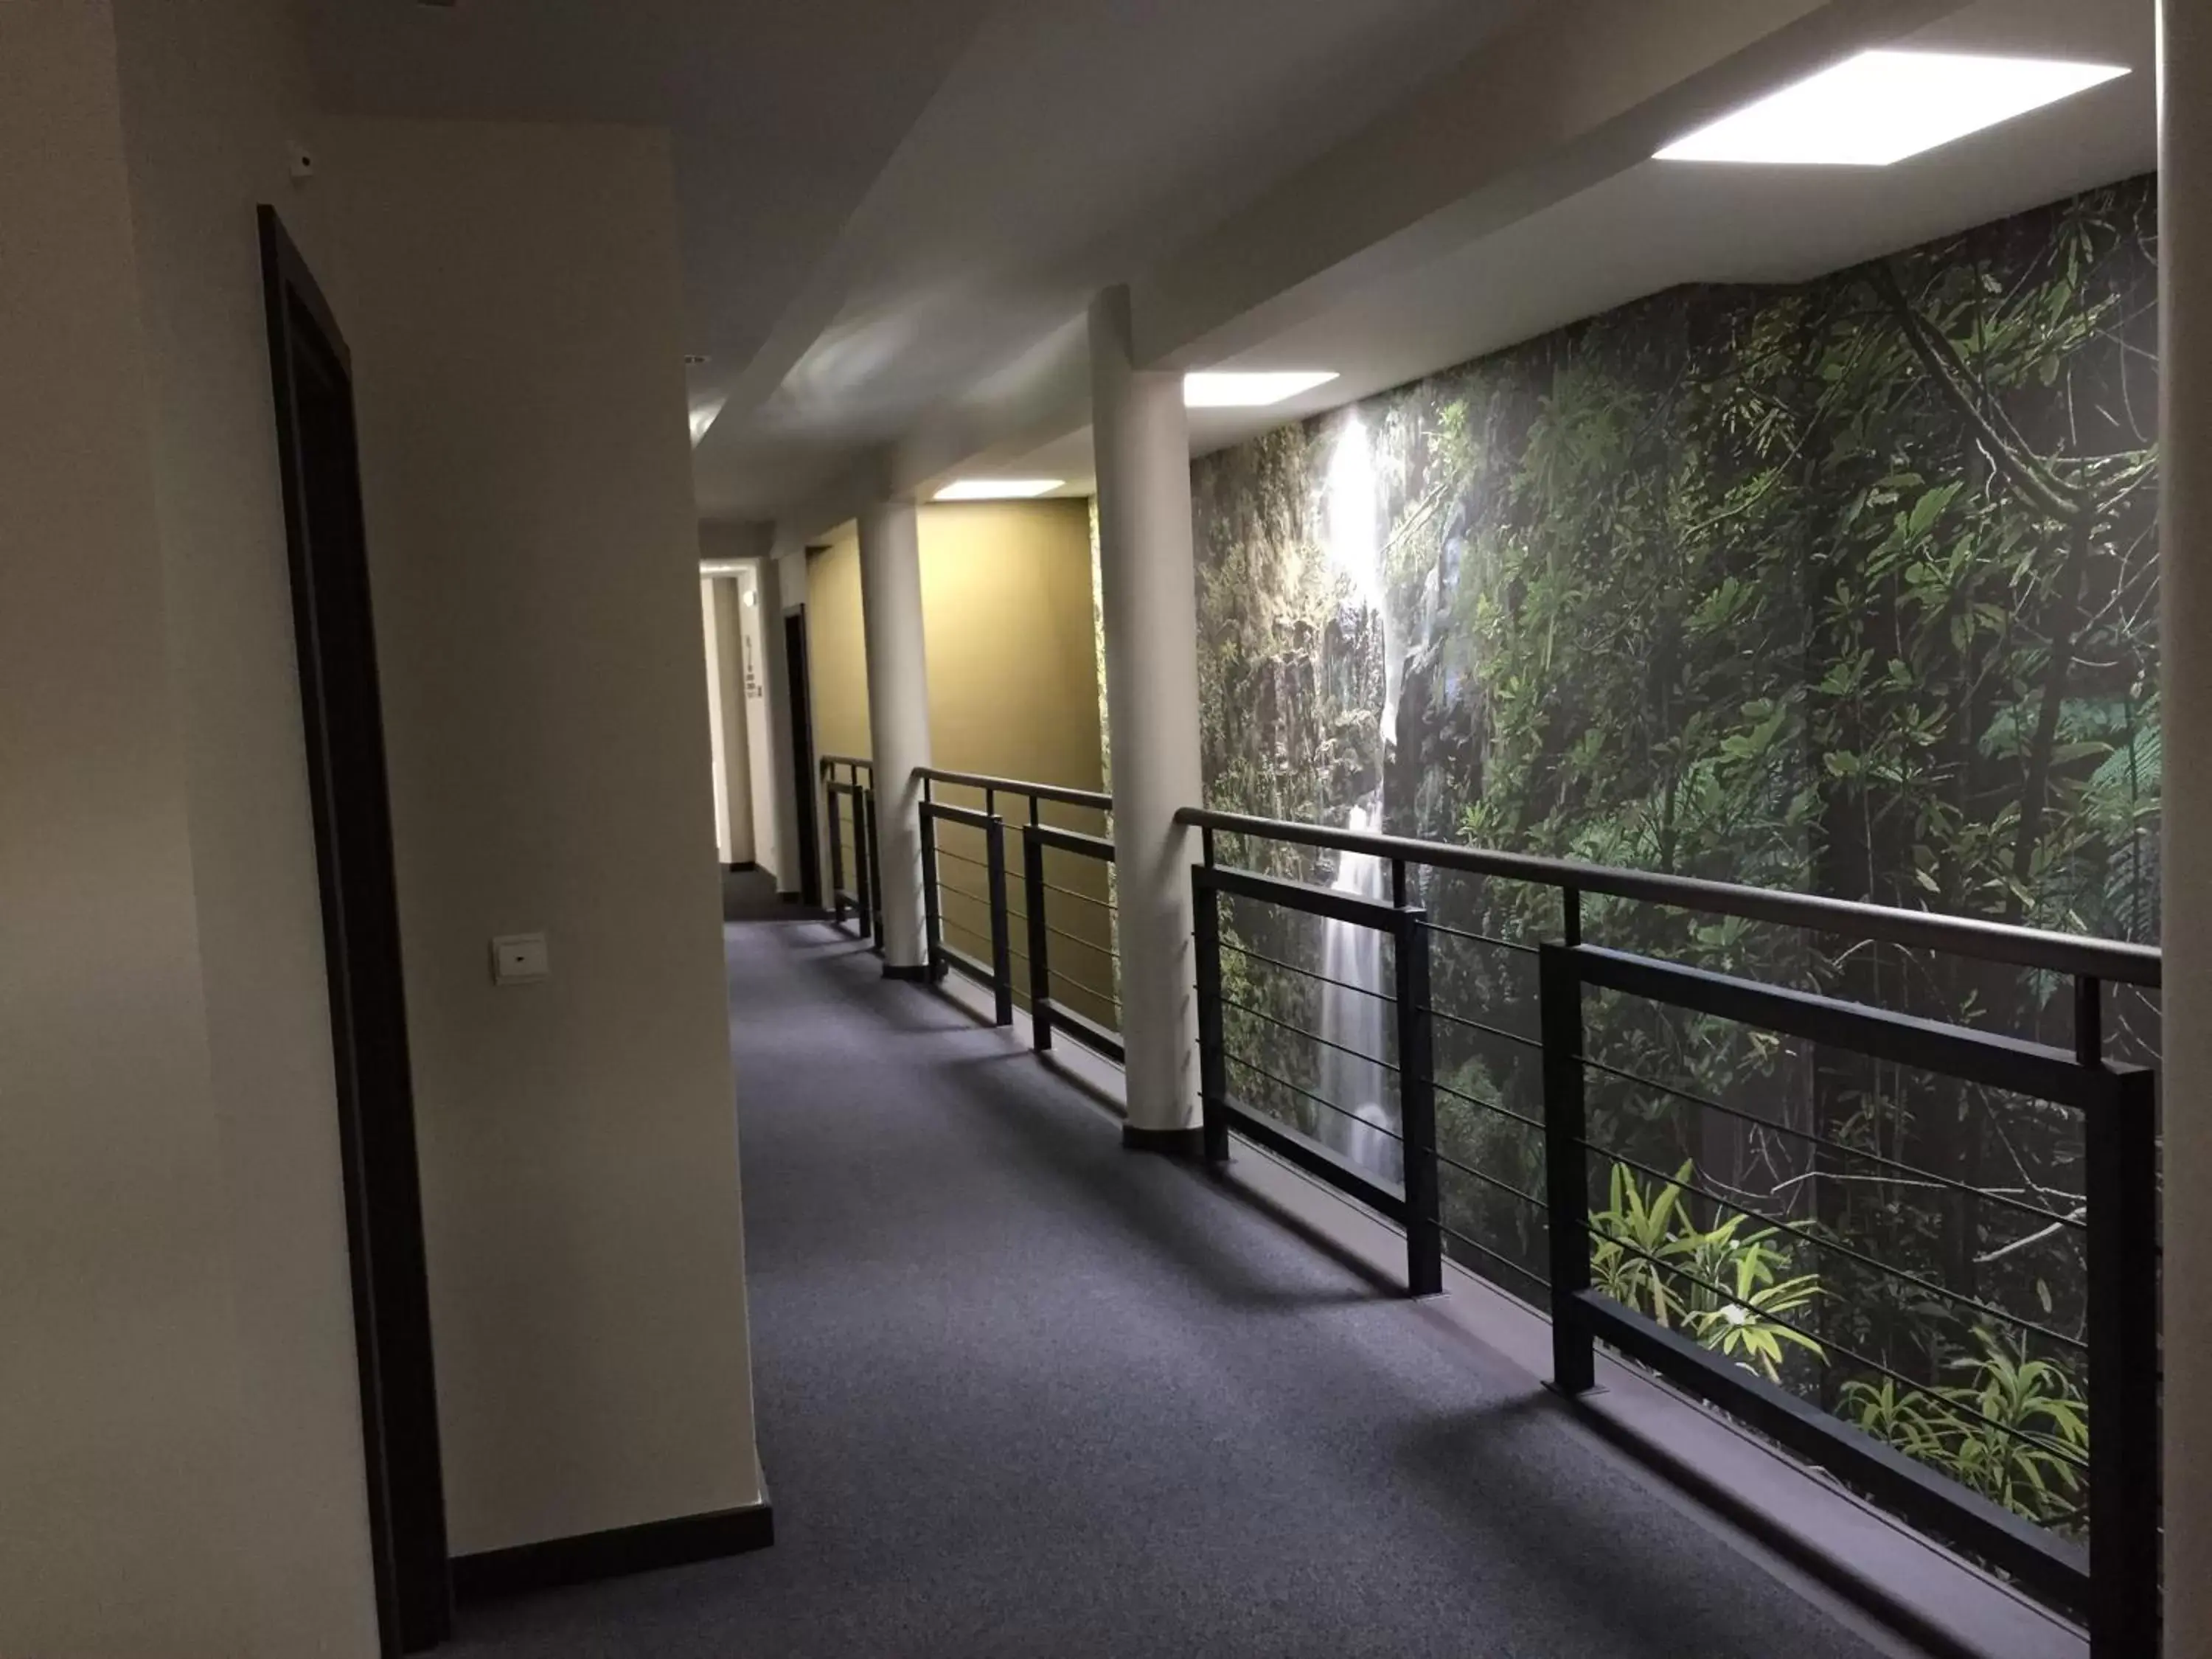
[297, 0, 1003, 399]
[1123, 0, 1970, 370]
[302, 0, 2149, 536]
[704, 0, 1545, 526]
[1175, 0, 2152, 459]
[767, 0, 1977, 538]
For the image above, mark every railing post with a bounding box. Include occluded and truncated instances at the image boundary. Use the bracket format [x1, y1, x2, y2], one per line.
[1540, 940, 1596, 1395]
[985, 813, 1013, 1026]
[920, 804, 945, 981]
[826, 779, 848, 930]
[1192, 864, 1228, 1165]
[1395, 901, 1441, 1297]
[851, 785, 873, 942]
[1023, 826, 1052, 1050]
[863, 784, 884, 952]
[2085, 1057, 2160, 1658]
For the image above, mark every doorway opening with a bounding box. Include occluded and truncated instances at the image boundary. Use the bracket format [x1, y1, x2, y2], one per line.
[260, 205, 451, 1656]
[784, 605, 823, 908]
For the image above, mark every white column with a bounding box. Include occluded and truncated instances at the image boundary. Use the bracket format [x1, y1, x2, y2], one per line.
[857, 500, 933, 971]
[755, 554, 804, 899]
[1090, 286, 1206, 1146]
[2163, 7, 2209, 1652]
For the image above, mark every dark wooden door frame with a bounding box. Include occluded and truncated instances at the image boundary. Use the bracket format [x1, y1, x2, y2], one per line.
[259, 205, 452, 1655]
[783, 605, 822, 908]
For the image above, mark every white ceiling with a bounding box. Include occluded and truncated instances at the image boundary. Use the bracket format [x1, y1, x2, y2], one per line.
[300, 0, 2154, 536]
[995, 0, 2154, 491]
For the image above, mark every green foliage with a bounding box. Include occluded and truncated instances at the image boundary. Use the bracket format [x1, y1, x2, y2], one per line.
[1840, 1331, 2090, 1528]
[1189, 177, 2156, 1548]
[1590, 1162, 1826, 1385]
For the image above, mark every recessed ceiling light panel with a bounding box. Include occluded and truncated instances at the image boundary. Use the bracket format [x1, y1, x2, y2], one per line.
[1183, 371, 1339, 408]
[1655, 51, 2126, 167]
[933, 479, 1065, 501]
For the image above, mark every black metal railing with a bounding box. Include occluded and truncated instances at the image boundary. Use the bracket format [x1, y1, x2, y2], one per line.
[1176, 804, 2160, 1657]
[819, 755, 880, 946]
[916, 768, 1121, 1061]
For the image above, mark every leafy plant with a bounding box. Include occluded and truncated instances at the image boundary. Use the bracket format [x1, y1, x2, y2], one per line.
[1590, 1161, 1826, 1383]
[1840, 1329, 2090, 1527]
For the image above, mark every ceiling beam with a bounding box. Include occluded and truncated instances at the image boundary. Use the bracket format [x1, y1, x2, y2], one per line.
[1127, 0, 1966, 369]
[770, 313, 1093, 546]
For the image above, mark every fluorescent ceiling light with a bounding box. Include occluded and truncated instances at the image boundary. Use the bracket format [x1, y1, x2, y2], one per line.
[1656, 51, 2126, 167]
[1184, 370, 1338, 408]
[933, 479, 1064, 501]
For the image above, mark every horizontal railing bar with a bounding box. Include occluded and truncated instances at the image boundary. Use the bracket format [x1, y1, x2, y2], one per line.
[942, 917, 1025, 964]
[1570, 1293, 2088, 1604]
[1048, 964, 1118, 1006]
[1581, 1138, 2087, 1354]
[1572, 946, 2136, 1113]
[1040, 880, 1116, 910]
[1200, 862, 1404, 932]
[1579, 1221, 2090, 1470]
[940, 942, 993, 987]
[827, 781, 865, 799]
[1222, 939, 1397, 1003]
[1433, 1146, 1544, 1208]
[1425, 1004, 1540, 1050]
[1178, 807, 2160, 987]
[1434, 1078, 1545, 1133]
[1220, 994, 1399, 1074]
[1440, 1219, 1550, 1287]
[1029, 822, 1116, 860]
[1046, 1000, 1125, 1064]
[818, 753, 873, 772]
[936, 880, 990, 908]
[1421, 918, 1541, 957]
[933, 847, 991, 870]
[919, 766, 1112, 813]
[1043, 920, 1116, 959]
[1578, 1054, 2087, 1233]
[1217, 1095, 1407, 1222]
[1221, 1048, 1398, 1137]
[922, 801, 997, 832]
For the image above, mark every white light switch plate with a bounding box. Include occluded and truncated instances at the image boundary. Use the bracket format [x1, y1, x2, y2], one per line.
[490, 932, 550, 985]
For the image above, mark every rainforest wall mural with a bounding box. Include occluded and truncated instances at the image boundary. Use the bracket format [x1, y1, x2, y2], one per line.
[1190, 176, 2158, 1552]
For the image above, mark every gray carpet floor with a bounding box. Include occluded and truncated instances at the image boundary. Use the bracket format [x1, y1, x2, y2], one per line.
[445, 910, 1885, 1658]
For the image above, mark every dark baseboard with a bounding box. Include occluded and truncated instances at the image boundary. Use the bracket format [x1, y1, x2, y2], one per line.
[779, 891, 803, 904]
[723, 860, 759, 874]
[451, 1493, 774, 1603]
[1121, 1124, 1206, 1158]
[882, 963, 930, 982]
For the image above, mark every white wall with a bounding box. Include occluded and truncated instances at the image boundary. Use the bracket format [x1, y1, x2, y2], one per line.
[712, 577, 757, 863]
[108, 0, 386, 1643]
[736, 566, 779, 876]
[1, 1, 377, 1653]
[703, 580, 737, 862]
[321, 116, 764, 1551]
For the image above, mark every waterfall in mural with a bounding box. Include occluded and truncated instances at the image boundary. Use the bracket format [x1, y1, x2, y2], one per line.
[1325, 414, 1401, 754]
[1317, 804, 1401, 1185]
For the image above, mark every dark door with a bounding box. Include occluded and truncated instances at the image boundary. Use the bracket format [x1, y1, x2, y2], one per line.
[784, 607, 823, 908]
[259, 206, 451, 1655]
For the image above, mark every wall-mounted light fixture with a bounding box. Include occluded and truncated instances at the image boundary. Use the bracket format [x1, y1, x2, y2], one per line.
[1656, 52, 2126, 167]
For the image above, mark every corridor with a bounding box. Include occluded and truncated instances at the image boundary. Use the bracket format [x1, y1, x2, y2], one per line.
[448, 903, 1891, 1659]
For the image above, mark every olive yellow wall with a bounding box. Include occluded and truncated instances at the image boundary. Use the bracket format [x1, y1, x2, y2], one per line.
[803, 499, 1107, 791]
[804, 500, 1116, 1026]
